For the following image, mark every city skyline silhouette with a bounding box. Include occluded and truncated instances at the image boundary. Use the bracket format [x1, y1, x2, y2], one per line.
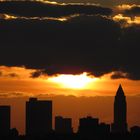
[0, 84, 140, 138]
[0, 0, 140, 139]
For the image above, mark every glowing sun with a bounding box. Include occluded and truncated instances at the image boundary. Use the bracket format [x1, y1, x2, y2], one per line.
[48, 72, 98, 89]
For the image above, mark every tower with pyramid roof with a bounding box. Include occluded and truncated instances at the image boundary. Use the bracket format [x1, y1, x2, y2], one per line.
[111, 84, 128, 133]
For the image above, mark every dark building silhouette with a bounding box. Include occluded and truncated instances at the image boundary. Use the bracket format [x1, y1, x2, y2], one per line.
[111, 85, 128, 133]
[0, 106, 10, 136]
[9, 128, 19, 137]
[99, 123, 110, 134]
[78, 116, 99, 135]
[55, 116, 73, 134]
[131, 126, 140, 135]
[26, 98, 52, 136]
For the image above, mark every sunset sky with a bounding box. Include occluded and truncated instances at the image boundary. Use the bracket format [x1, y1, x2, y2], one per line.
[0, 0, 140, 135]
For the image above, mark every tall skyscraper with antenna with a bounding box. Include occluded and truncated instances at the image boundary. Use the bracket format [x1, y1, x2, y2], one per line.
[111, 85, 128, 133]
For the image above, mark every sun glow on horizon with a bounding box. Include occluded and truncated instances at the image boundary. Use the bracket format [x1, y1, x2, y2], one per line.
[47, 72, 98, 89]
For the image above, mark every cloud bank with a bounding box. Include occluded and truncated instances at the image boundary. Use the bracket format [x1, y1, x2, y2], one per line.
[0, 1, 140, 80]
[0, 1, 112, 17]
[124, 5, 140, 16]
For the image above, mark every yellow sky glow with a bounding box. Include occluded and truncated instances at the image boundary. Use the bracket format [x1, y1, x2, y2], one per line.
[48, 72, 98, 89]
[0, 66, 140, 97]
[113, 14, 140, 25]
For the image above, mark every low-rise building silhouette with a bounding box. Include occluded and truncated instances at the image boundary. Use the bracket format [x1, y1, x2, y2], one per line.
[0, 106, 10, 136]
[131, 126, 140, 135]
[26, 98, 52, 136]
[99, 123, 110, 134]
[78, 116, 99, 135]
[9, 128, 19, 137]
[55, 116, 73, 134]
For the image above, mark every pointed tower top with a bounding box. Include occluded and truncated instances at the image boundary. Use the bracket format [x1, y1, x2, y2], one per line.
[116, 84, 125, 97]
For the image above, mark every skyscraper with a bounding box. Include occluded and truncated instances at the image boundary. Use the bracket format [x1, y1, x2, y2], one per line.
[0, 106, 10, 136]
[26, 98, 52, 136]
[111, 85, 128, 133]
[55, 116, 73, 134]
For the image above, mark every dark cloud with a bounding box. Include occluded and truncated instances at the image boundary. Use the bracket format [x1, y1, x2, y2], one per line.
[1, 0, 140, 7]
[119, 25, 140, 80]
[124, 6, 140, 16]
[0, 15, 121, 77]
[7, 73, 19, 78]
[111, 71, 129, 79]
[0, 71, 19, 78]
[0, 1, 112, 17]
[0, 71, 2, 76]
[30, 70, 47, 78]
[48, 0, 140, 7]
[0, 1, 140, 80]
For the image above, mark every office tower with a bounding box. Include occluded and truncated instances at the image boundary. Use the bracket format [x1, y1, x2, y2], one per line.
[78, 116, 99, 134]
[55, 116, 73, 134]
[0, 106, 10, 136]
[26, 98, 52, 136]
[111, 85, 128, 133]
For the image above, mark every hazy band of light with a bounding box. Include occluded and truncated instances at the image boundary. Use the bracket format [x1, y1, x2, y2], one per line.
[0, 0, 100, 6]
[0, 13, 82, 21]
[116, 4, 140, 10]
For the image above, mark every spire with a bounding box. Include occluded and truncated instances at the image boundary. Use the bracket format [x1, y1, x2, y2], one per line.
[116, 84, 125, 97]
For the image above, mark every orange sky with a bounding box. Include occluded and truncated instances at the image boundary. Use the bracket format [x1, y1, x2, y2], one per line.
[0, 66, 140, 97]
[0, 66, 140, 134]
